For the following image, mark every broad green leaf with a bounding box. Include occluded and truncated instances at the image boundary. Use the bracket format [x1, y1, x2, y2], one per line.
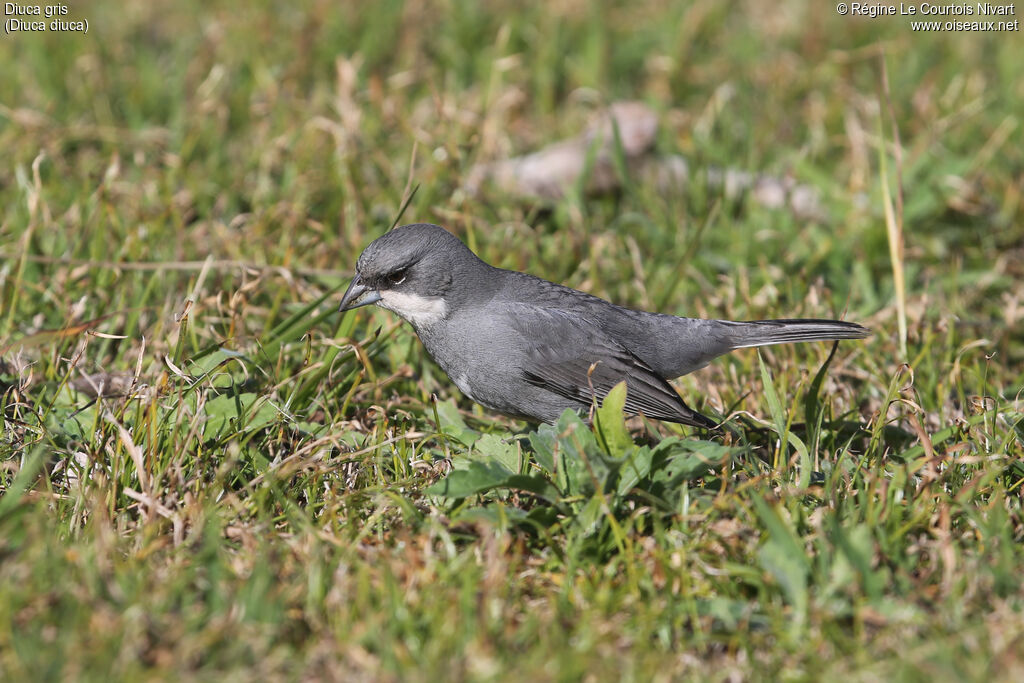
[203, 392, 279, 438]
[473, 433, 520, 473]
[553, 409, 603, 496]
[529, 424, 558, 472]
[804, 341, 839, 454]
[185, 348, 254, 388]
[758, 352, 809, 486]
[451, 505, 530, 527]
[424, 460, 561, 502]
[433, 399, 478, 447]
[752, 496, 809, 634]
[615, 445, 654, 497]
[752, 496, 810, 569]
[650, 439, 732, 484]
[574, 495, 605, 537]
[424, 460, 514, 498]
[594, 380, 632, 457]
[829, 519, 884, 602]
[53, 402, 99, 441]
[502, 474, 562, 503]
[758, 351, 787, 440]
[757, 538, 808, 633]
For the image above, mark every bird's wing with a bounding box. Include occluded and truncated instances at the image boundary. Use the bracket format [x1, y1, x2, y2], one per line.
[508, 306, 716, 428]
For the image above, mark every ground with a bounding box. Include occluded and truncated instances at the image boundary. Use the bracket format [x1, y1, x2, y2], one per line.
[1, 0, 1022, 680]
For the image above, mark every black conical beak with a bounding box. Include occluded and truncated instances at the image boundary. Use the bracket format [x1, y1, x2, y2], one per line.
[338, 274, 382, 312]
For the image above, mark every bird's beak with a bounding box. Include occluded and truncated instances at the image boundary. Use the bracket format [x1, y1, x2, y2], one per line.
[338, 274, 382, 312]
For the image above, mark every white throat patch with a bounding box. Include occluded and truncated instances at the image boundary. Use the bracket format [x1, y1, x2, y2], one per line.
[377, 290, 448, 328]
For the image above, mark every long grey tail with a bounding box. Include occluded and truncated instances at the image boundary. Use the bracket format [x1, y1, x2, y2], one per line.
[726, 318, 871, 349]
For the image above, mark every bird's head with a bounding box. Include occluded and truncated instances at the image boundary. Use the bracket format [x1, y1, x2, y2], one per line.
[339, 223, 486, 328]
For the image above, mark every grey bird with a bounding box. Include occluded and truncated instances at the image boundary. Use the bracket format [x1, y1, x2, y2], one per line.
[339, 223, 870, 428]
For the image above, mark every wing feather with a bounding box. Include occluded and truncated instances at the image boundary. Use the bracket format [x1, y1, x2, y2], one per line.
[512, 306, 715, 428]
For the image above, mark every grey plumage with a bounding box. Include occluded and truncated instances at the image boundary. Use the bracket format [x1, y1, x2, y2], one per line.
[339, 223, 870, 428]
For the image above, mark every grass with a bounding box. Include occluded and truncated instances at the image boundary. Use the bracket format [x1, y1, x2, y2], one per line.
[2, 0, 1023, 679]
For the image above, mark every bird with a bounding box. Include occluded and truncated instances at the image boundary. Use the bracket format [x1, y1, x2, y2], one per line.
[339, 223, 870, 428]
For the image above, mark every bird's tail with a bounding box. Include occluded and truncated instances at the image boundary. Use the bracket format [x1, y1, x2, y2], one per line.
[725, 318, 871, 349]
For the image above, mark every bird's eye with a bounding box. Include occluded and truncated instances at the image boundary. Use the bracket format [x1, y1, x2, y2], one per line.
[385, 268, 408, 287]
